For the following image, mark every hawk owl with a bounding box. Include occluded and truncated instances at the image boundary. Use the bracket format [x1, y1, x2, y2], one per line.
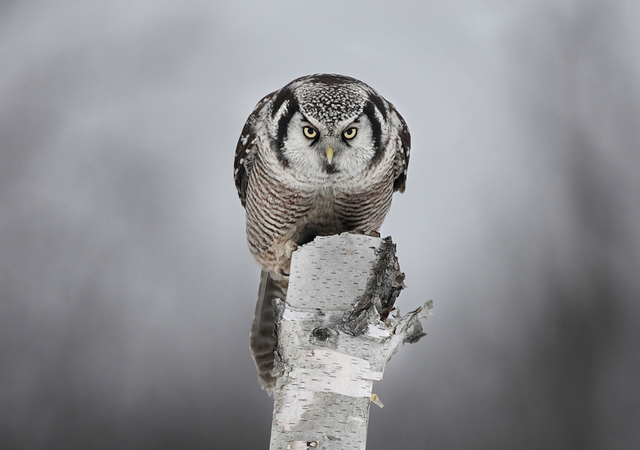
[234, 74, 411, 392]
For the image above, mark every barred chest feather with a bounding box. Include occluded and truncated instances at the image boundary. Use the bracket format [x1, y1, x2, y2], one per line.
[244, 149, 394, 277]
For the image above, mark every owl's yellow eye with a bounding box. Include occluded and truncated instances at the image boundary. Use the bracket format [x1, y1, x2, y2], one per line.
[303, 126, 318, 139]
[343, 127, 357, 140]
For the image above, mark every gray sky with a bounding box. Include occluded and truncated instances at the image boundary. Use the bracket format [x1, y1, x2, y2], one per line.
[1, 1, 639, 448]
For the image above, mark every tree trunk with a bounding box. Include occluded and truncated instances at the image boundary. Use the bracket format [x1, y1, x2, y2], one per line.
[269, 233, 432, 450]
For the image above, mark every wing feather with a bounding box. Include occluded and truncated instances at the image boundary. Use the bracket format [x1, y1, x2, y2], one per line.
[234, 91, 277, 207]
[388, 102, 411, 193]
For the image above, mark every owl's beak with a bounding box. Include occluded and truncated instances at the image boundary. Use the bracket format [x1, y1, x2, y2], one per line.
[325, 146, 334, 164]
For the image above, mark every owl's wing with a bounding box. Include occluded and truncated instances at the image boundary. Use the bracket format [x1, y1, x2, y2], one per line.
[250, 270, 286, 394]
[234, 91, 278, 207]
[388, 102, 411, 193]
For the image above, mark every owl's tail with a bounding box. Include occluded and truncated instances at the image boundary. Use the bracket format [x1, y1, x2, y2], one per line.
[250, 270, 286, 394]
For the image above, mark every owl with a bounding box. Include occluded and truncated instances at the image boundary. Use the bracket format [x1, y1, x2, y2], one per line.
[234, 74, 411, 392]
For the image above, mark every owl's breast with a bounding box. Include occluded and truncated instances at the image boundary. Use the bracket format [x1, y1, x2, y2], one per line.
[245, 149, 394, 274]
[293, 186, 343, 245]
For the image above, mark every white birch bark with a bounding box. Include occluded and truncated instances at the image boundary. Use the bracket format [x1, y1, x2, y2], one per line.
[269, 233, 433, 450]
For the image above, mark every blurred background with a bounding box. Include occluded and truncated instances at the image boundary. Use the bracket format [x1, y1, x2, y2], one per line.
[1, 1, 639, 448]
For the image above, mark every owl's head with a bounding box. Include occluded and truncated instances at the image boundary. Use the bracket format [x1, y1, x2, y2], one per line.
[265, 74, 402, 181]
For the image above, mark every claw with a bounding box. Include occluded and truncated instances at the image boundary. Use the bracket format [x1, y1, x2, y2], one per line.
[274, 239, 298, 279]
[348, 229, 381, 238]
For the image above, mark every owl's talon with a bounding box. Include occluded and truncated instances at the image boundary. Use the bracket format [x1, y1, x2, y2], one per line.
[349, 229, 381, 238]
[274, 239, 298, 279]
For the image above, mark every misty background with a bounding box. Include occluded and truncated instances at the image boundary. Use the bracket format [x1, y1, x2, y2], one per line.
[1, 1, 639, 449]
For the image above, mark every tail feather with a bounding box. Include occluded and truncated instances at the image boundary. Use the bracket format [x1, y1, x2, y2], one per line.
[250, 270, 286, 394]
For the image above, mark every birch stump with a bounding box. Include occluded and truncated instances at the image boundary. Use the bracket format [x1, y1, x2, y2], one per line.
[269, 232, 433, 450]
